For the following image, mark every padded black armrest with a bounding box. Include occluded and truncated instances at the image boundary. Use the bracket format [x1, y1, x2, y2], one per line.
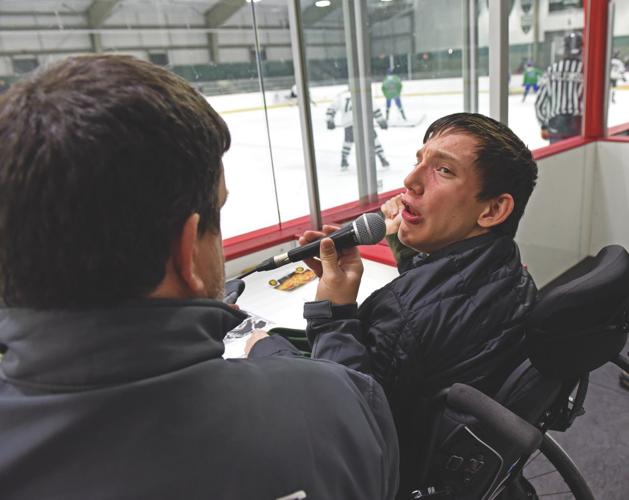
[446, 383, 543, 455]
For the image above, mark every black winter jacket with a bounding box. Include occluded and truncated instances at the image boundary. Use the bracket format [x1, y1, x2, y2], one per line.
[0, 299, 399, 500]
[303, 233, 537, 497]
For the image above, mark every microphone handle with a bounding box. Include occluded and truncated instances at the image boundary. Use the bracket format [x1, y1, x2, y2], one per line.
[255, 225, 357, 272]
[287, 225, 356, 263]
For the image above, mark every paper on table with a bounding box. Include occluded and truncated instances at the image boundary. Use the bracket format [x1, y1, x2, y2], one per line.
[223, 310, 276, 359]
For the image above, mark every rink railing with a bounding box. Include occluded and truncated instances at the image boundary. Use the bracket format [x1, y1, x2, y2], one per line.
[606, 122, 629, 142]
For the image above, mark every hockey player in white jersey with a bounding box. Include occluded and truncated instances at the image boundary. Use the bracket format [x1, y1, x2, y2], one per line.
[326, 90, 390, 170]
[610, 51, 626, 104]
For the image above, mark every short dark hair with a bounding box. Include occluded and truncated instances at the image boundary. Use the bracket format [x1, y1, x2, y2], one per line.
[0, 55, 230, 308]
[424, 112, 538, 238]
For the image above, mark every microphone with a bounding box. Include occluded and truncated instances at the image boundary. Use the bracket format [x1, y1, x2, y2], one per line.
[252, 213, 386, 273]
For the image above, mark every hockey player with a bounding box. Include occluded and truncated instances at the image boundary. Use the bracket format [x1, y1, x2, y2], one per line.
[535, 32, 584, 144]
[521, 61, 542, 102]
[610, 51, 626, 104]
[326, 89, 390, 170]
[381, 68, 406, 121]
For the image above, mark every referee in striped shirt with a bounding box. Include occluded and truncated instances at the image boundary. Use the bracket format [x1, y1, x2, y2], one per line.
[535, 32, 584, 144]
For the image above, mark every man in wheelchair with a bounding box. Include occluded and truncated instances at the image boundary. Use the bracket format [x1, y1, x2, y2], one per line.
[249, 113, 540, 497]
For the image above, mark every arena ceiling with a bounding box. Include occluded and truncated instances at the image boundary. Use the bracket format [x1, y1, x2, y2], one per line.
[0, 1, 412, 30]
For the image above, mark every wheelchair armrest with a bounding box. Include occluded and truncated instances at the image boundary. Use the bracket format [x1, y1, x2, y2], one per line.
[446, 383, 543, 456]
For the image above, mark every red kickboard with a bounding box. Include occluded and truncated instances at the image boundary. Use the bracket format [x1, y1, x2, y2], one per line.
[358, 241, 397, 267]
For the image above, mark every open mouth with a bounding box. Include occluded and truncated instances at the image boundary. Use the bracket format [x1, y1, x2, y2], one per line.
[402, 199, 419, 217]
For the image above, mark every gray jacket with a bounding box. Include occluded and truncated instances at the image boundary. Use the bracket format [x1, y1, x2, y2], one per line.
[0, 299, 399, 500]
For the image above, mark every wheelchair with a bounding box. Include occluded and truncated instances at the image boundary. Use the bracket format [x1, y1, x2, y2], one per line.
[261, 244, 629, 499]
[407, 244, 629, 500]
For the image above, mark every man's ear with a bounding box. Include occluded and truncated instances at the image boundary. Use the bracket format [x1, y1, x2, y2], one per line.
[477, 193, 514, 229]
[173, 213, 206, 295]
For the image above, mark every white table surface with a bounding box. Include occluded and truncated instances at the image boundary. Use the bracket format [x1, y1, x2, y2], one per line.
[223, 258, 399, 358]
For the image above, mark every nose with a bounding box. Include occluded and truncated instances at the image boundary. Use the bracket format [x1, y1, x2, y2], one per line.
[404, 161, 425, 194]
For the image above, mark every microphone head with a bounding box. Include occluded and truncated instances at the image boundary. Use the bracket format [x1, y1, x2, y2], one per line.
[353, 213, 386, 245]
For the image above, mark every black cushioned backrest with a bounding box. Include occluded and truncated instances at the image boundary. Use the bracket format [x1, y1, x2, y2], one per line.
[525, 245, 629, 379]
[494, 360, 563, 425]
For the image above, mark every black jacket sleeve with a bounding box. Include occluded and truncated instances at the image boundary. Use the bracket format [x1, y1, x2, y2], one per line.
[304, 301, 373, 375]
[341, 365, 400, 499]
[248, 333, 302, 358]
[249, 325, 401, 498]
[305, 289, 406, 391]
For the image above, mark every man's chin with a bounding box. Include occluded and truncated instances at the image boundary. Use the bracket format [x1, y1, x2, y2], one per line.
[399, 228, 439, 254]
[398, 230, 421, 252]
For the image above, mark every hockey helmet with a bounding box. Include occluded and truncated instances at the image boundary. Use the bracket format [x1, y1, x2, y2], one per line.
[563, 32, 583, 57]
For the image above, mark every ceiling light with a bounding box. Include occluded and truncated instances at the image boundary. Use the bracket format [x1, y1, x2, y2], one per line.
[315, 0, 331, 7]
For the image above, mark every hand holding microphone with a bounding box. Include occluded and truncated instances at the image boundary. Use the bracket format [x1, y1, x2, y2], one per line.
[380, 194, 404, 236]
[301, 225, 365, 305]
[298, 213, 385, 305]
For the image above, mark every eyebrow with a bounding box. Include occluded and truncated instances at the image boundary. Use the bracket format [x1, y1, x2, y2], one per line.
[416, 148, 461, 165]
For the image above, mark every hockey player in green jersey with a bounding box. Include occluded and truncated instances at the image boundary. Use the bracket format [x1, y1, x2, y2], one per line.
[381, 68, 406, 121]
[522, 61, 542, 102]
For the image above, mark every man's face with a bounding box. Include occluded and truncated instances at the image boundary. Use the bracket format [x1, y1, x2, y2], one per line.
[398, 132, 490, 254]
[196, 170, 227, 300]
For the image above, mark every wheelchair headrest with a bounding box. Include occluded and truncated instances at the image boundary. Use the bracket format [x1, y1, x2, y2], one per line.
[526, 245, 629, 379]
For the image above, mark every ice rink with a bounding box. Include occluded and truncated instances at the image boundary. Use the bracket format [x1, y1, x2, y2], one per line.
[213, 75, 628, 239]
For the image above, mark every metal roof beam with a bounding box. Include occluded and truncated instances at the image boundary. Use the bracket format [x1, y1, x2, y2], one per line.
[204, 1, 246, 28]
[0, 10, 84, 17]
[87, 0, 120, 28]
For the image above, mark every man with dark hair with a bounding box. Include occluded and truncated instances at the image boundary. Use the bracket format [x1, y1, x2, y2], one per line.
[250, 112, 539, 497]
[0, 55, 399, 500]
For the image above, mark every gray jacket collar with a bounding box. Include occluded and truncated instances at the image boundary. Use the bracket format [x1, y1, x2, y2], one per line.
[0, 299, 247, 391]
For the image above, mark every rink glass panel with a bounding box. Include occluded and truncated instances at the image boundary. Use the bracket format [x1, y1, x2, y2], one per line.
[0, 0, 309, 240]
[298, 0, 491, 210]
[607, 0, 629, 131]
[507, 0, 584, 149]
[298, 0, 359, 210]
[1, 1, 623, 242]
